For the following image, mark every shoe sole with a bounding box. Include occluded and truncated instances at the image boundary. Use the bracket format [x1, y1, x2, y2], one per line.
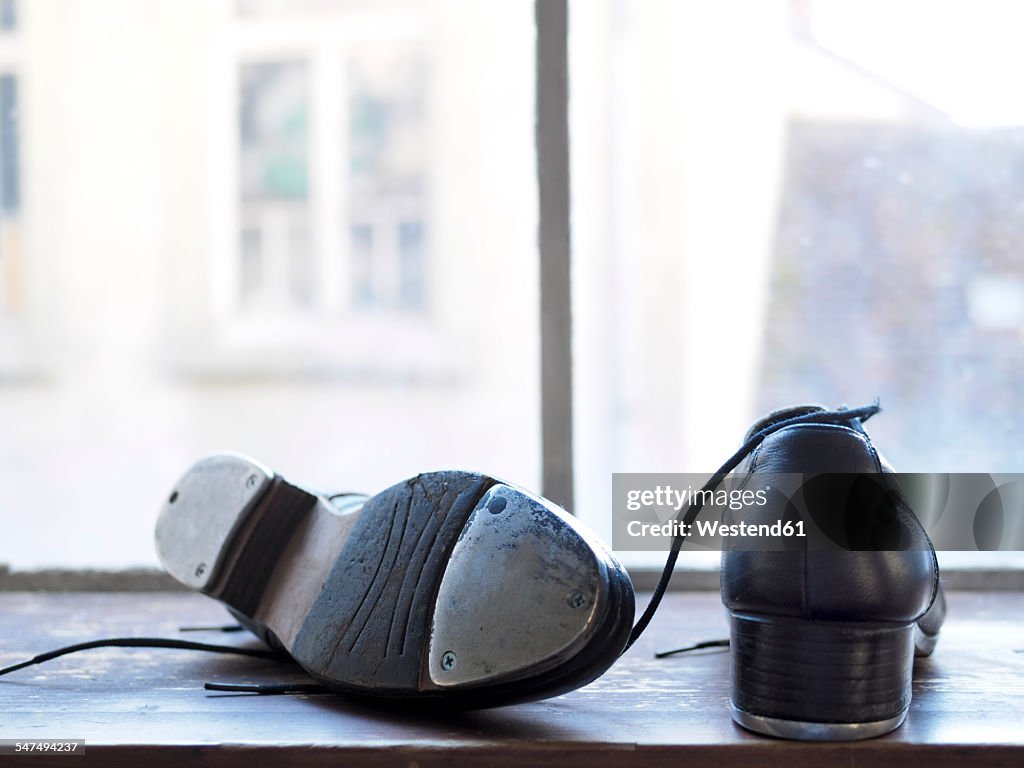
[730, 705, 907, 741]
[156, 454, 634, 707]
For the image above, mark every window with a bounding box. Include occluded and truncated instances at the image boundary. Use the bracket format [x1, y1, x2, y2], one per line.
[226, 3, 430, 338]
[0, 0, 539, 570]
[0, 0, 1019, 577]
[239, 60, 313, 313]
[0, 1, 14, 31]
[0, 1, 19, 323]
[570, 0, 1024, 567]
[0, 74, 18, 313]
[348, 44, 428, 313]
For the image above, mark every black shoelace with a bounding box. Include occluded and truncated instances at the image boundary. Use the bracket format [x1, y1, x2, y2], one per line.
[0, 403, 879, 694]
[655, 639, 730, 658]
[0, 636, 282, 677]
[0, 625, 334, 695]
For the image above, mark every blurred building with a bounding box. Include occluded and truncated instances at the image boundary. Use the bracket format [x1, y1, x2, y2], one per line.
[0, 0, 540, 568]
[569, 0, 1024, 556]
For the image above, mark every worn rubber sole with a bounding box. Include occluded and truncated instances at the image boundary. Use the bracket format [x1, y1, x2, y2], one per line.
[156, 454, 634, 707]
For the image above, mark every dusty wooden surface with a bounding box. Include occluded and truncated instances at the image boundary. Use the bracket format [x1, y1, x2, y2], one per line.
[0, 591, 1021, 767]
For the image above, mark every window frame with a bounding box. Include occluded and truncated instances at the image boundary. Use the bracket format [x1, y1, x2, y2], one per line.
[1, 0, 1022, 587]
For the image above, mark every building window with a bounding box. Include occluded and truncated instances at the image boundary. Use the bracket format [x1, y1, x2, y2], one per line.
[0, 1, 20, 319]
[348, 44, 428, 313]
[0, 0, 15, 32]
[0, 0, 543, 571]
[232, 10, 429, 323]
[239, 61, 312, 314]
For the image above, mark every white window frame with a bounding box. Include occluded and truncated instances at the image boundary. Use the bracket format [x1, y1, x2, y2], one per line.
[201, 4, 446, 377]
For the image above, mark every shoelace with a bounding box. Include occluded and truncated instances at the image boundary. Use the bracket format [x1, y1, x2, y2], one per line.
[0, 403, 879, 694]
[0, 630, 335, 696]
[0, 636, 283, 678]
[655, 639, 730, 658]
[621, 401, 880, 653]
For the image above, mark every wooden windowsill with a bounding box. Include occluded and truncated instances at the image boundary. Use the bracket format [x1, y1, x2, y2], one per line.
[0, 591, 1021, 767]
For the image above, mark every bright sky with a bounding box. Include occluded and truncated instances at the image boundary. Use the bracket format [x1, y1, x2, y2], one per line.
[811, 0, 1024, 126]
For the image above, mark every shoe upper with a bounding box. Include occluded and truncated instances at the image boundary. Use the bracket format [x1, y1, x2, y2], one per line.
[721, 406, 941, 625]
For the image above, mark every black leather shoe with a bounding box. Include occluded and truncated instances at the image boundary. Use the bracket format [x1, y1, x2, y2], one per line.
[155, 454, 635, 708]
[721, 405, 945, 740]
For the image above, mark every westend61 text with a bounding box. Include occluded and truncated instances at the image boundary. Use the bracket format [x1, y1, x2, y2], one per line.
[626, 519, 807, 538]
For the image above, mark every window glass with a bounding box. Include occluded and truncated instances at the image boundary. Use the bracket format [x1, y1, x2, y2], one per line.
[398, 219, 425, 310]
[0, 1, 539, 569]
[348, 43, 428, 313]
[0, 68, 20, 317]
[0, 1, 15, 32]
[239, 61, 311, 313]
[350, 223, 375, 308]
[241, 62, 310, 202]
[571, 0, 1024, 564]
[0, 74, 15, 212]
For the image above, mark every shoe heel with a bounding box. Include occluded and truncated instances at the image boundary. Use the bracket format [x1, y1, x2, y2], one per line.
[156, 454, 317, 616]
[729, 612, 915, 740]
